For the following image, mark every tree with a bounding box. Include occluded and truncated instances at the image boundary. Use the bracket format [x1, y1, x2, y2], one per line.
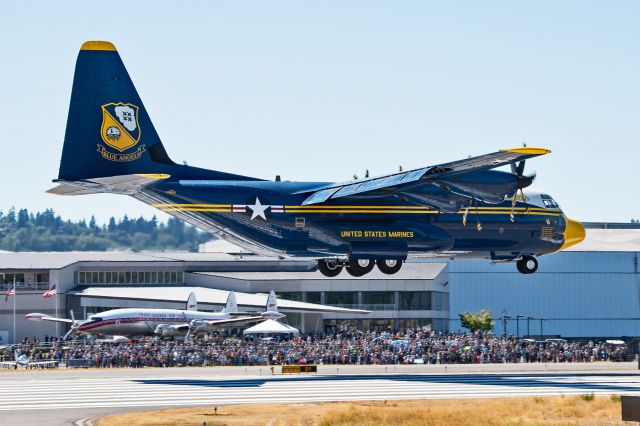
[459, 310, 494, 333]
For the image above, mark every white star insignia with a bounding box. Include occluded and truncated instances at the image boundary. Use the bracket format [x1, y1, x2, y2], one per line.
[247, 197, 270, 220]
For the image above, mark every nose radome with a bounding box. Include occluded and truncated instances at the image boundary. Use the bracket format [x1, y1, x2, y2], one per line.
[560, 217, 586, 251]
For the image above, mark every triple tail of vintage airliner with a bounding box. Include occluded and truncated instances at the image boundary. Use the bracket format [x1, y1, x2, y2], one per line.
[50, 41, 586, 277]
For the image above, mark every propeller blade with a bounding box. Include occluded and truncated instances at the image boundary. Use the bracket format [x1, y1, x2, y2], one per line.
[516, 160, 526, 176]
[184, 320, 195, 342]
[63, 327, 76, 341]
[517, 172, 536, 189]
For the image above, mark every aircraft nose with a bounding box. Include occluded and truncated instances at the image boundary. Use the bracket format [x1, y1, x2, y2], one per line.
[560, 216, 586, 251]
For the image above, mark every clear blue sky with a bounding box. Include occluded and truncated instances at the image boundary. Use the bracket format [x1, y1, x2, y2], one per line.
[1, 1, 638, 223]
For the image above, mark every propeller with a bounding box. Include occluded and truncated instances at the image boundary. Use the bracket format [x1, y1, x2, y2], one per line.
[184, 322, 192, 342]
[509, 159, 536, 222]
[63, 310, 78, 341]
[184, 319, 203, 342]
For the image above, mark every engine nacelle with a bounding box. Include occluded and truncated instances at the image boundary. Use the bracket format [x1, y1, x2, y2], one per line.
[154, 323, 183, 337]
[189, 320, 212, 334]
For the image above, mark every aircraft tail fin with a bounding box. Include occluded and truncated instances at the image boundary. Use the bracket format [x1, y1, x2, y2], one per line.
[56, 41, 255, 184]
[222, 292, 238, 314]
[266, 290, 278, 312]
[58, 41, 176, 182]
[186, 292, 197, 311]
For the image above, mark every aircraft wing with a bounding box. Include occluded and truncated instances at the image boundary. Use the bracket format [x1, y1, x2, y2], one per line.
[203, 316, 264, 327]
[299, 147, 550, 209]
[171, 316, 264, 333]
[25, 313, 75, 324]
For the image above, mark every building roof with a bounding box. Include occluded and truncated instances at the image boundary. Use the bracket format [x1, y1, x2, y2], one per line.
[0, 251, 308, 270]
[72, 286, 369, 314]
[196, 262, 447, 281]
[566, 229, 640, 252]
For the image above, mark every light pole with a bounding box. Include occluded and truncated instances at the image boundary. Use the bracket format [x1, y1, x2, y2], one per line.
[500, 310, 511, 338]
[540, 318, 545, 339]
[527, 316, 533, 338]
[516, 315, 524, 338]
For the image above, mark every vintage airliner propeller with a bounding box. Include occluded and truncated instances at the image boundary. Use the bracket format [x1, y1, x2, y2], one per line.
[62, 310, 78, 341]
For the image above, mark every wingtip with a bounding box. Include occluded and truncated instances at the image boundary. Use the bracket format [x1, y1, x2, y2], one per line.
[500, 147, 551, 155]
[81, 41, 117, 51]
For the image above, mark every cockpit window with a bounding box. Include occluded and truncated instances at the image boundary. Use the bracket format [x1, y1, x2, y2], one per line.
[540, 194, 559, 209]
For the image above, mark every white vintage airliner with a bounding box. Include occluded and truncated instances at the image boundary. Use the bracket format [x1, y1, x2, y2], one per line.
[26, 291, 284, 340]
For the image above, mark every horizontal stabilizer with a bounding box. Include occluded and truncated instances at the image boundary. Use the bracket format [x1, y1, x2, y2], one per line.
[25, 313, 75, 324]
[47, 174, 170, 196]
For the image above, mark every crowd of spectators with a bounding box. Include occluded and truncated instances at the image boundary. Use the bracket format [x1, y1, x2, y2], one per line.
[2, 329, 632, 368]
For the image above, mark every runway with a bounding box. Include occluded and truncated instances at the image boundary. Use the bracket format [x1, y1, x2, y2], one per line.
[1, 364, 639, 420]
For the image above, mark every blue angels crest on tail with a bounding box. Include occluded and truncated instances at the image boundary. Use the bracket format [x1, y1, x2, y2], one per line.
[98, 102, 145, 161]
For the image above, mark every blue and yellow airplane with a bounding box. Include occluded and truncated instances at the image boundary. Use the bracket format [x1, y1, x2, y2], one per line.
[50, 41, 585, 277]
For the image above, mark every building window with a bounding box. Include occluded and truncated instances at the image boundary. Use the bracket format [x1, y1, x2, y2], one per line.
[360, 319, 393, 332]
[325, 292, 357, 307]
[306, 292, 321, 304]
[396, 318, 432, 330]
[433, 292, 449, 311]
[324, 319, 360, 333]
[398, 291, 432, 310]
[362, 292, 394, 310]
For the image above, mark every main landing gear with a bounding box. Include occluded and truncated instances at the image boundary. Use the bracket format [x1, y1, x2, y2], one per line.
[317, 259, 404, 277]
[516, 255, 538, 274]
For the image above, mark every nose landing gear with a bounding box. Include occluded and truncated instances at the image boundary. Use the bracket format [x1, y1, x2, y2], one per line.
[516, 255, 538, 274]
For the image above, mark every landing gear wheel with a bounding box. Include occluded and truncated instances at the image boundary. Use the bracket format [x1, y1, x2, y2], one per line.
[318, 259, 343, 277]
[346, 259, 375, 277]
[376, 259, 403, 275]
[517, 256, 538, 274]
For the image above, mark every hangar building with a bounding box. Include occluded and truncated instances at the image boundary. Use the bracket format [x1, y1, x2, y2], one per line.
[447, 224, 640, 338]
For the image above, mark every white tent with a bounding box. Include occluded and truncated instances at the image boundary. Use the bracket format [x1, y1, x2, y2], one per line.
[243, 319, 299, 335]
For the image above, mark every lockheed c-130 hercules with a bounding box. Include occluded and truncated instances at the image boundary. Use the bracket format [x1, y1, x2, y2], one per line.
[50, 41, 586, 278]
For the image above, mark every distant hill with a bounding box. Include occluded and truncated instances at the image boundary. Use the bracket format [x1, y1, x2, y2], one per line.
[0, 208, 209, 252]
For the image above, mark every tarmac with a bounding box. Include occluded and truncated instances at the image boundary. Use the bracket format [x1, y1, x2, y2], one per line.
[1, 362, 639, 425]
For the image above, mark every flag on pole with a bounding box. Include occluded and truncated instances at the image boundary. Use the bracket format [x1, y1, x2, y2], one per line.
[43, 283, 57, 298]
[5, 283, 15, 302]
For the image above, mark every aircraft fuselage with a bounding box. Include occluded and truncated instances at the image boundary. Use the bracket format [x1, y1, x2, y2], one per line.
[76, 308, 231, 337]
[141, 179, 572, 262]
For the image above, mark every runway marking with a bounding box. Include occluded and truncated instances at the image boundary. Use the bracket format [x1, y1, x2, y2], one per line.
[1, 373, 639, 411]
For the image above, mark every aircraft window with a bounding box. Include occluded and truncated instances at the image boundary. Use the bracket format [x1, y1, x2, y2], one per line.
[540, 194, 559, 209]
